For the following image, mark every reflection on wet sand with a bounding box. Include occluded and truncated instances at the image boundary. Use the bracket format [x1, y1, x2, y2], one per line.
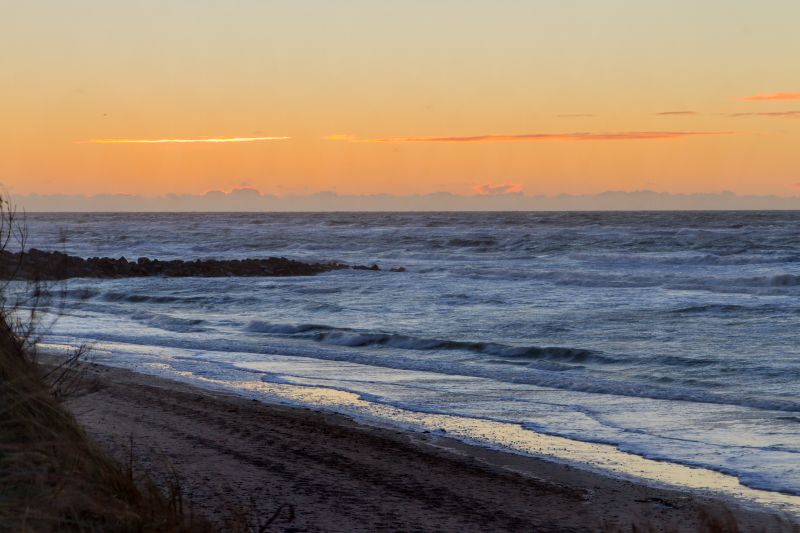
[141, 361, 800, 517]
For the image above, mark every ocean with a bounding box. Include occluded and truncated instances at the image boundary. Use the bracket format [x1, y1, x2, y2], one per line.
[25, 211, 800, 510]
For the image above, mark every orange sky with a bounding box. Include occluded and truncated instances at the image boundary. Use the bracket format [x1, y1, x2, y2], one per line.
[2, 1, 799, 198]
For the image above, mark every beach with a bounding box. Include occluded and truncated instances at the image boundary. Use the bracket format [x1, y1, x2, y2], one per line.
[9, 1, 800, 529]
[17, 210, 799, 530]
[33, 212, 800, 504]
[64, 362, 795, 532]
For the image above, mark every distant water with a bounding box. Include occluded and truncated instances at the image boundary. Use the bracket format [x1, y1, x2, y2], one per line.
[25, 212, 800, 499]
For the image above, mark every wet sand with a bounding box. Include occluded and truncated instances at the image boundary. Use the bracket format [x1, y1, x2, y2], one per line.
[65, 363, 797, 532]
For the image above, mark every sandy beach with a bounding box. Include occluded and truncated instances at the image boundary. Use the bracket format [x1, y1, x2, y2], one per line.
[63, 363, 796, 532]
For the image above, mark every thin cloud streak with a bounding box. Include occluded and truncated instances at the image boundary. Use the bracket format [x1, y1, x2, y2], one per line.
[656, 111, 697, 116]
[83, 136, 290, 144]
[729, 111, 800, 118]
[474, 182, 523, 196]
[326, 131, 732, 143]
[739, 92, 800, 101]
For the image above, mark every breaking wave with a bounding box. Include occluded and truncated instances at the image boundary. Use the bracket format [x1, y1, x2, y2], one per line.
[245, 321, 615, 363]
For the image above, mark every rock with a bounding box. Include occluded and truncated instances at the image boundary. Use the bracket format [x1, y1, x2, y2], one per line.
[352, 264, 381, 271]
[0, 249, 403, 281]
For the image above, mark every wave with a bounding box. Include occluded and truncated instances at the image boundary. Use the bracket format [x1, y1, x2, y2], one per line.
[60, 286, 261, 307]
[43, 328, 800, 413]
[319, 332, 611, 363]
[104, 292, 187, 304]
[670, 304, 746, 314]
[510, 269, 800, 294]
[767, 273, 800, 286]
[245, 321, 620, 365]
[568, 252, 800, 267]
[446, 237, 498, 249]
[63, 287, 102, 300]
[246, 321, 335, 335]
[130, 311, 207, 333]
[247, 321, 766, 372]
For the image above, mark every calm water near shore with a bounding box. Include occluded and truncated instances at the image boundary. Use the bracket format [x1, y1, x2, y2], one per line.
[27, 211, 800, 512]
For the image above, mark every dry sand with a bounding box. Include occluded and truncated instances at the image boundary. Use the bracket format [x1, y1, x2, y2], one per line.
[65, 363, 797, 532]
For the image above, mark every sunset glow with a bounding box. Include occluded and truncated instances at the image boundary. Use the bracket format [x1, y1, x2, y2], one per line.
[2, 1, 799, 200]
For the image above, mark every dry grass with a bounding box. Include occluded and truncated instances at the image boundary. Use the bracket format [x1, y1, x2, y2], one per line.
[0, 320, 214, 532]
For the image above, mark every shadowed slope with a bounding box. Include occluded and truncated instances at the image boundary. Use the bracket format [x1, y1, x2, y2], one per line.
[0, 319, 213, 531]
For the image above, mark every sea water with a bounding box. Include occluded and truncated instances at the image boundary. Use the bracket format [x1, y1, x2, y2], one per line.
[24, 211, 800, 509]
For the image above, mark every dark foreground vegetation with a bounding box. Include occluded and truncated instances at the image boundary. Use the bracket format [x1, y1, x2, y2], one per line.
[0, 248, 401, 281]
[0, 322, 215, 531]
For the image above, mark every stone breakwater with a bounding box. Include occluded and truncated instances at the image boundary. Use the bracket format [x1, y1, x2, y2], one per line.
[0, 249, 403, 280]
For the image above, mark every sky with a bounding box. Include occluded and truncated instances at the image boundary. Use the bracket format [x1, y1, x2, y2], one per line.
[2, 0, 799, 204]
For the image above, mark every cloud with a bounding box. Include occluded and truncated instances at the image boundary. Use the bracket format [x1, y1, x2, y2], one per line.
[656, 111, 697, 116]
[82, 136, 290, 144]
[473, 182, 523, 196]
[729, 111, 800, 118]
[326, 131, 730, 143]
[16, 190, 800, 212]
[739, 92, 800, 101]
[230, 187, 261, 197]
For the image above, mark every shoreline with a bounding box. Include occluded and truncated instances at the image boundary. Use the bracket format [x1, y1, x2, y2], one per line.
[64, 361, 798, 531]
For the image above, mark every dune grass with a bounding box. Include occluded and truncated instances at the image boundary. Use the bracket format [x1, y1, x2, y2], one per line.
[0, 301, 212, 532]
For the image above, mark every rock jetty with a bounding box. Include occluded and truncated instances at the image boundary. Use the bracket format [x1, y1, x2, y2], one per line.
[0, 249, 396, 280]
